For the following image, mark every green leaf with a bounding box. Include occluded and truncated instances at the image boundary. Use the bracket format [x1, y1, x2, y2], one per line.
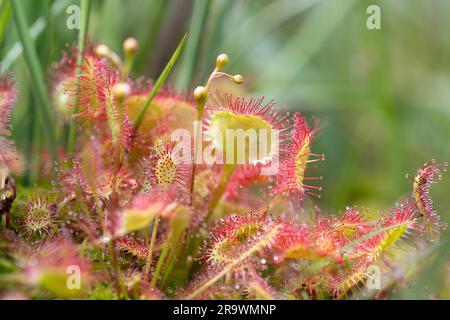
[0, 0, 11, 45]
[10, 0, 57, 163]
[133, 32, 188, 132]
[1, 0, 71, 68]
[176, 0, 210, 90]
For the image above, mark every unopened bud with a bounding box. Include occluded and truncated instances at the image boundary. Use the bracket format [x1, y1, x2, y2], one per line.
[112, 83, 131, 100]
[123, 37, 139, 55]
[233, 74, 244, 84]
[194, 86, 207, 104]
[95, 44, 110, 57]
[215, 53, 229, 70]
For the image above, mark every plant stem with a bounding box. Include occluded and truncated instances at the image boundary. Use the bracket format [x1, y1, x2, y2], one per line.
[151, 231, 172, 287]
[121, 55, 135, 81]
[188, 109, 204, 204]
[144, 217, 160, 277]
[189, 68, 219, 204]
[205, 164, 236, 222]
[0, 0, 11, 44]
[2, 0, 71, 68]
[67, 0, 91, 154]
[108, 240, 128, 299]
[186, 164, 236, 276]
[160, 236, 183, 288]
[10, 0, 57, 163]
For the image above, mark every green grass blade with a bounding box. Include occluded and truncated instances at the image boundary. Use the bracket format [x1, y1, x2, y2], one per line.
[220, 0, 319, 61]
[133, 32, 188, 131]
[1, 0, 70, 68]
[0, 0, 11, 45]
[75, 0, 91, 80]
[67, 0, 91, 153]
[133, 0, 168, 72]
[10, 0, 57, 163]
[255, 0, 357, 90]
[176, 0, 210, 91]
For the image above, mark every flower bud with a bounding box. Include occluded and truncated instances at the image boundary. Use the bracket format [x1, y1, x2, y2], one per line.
[194, 86, 207, 105]
[233, 74, 244, 84]
[123, 37, 139, 55]
[215, 53, 229, 70]
[95, 44, 110, 57]
[112, 83, 131, 100]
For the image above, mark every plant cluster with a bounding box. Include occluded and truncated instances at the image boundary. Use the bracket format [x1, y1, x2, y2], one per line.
[0, 36, 447, 300]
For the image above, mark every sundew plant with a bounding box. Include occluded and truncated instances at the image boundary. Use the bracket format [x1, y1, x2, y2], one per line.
[0, 0, 449, 300]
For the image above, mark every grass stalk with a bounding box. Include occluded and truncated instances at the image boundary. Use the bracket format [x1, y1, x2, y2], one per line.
[175, 0, 210, 90]
[133, 33, 187, 132]
[10, 0, 57, 163]
[0, 0, 11, 44]
[108, 240, 128, 299]
[144, 217, 160, 277]
[151, 232, 171, 287]
[1, 0, 71, 68]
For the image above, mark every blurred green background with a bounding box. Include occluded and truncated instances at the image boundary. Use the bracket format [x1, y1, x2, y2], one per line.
[1, 0, 449, 298]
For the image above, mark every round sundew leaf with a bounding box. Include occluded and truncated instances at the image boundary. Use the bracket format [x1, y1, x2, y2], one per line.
[208, 111, 275, 164]
[119, 203, 162, 235]
[155, 153, 177, 187]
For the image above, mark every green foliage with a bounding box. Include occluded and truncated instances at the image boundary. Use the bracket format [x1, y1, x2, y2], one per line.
[0, 0, 448, 299]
